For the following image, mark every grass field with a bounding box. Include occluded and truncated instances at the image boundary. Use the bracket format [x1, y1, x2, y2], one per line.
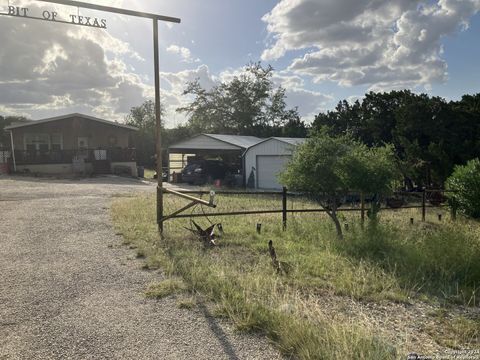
[112, 192, 480, 359]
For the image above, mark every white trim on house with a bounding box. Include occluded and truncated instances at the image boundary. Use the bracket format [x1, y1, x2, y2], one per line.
[10, 131, 16, 171]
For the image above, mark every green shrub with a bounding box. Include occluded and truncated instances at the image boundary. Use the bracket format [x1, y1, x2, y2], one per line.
[446, 158, 480, 218]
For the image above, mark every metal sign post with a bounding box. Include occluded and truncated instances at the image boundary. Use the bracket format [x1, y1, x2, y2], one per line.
[2, 0, 180, 235]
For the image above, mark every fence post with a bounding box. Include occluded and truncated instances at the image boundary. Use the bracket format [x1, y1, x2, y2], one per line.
[422, 190, 426, 222]
[451, 200, 457, 221]
[360, 192, 365, 228]
[282, 187, 287, 231]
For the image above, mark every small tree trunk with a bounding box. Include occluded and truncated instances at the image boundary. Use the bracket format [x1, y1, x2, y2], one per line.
[332, 213, 344, 240]
[326, 209, 343, 240]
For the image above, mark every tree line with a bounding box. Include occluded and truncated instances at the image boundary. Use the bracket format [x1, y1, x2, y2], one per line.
[312, 91, 480, 188]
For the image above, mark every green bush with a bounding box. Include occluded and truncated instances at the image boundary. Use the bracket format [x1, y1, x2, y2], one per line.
[446, 158, 480, 218]
[279, 130, 399, 238]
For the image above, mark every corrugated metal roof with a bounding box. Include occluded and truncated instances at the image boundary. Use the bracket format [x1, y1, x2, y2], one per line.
[272, 137, 307, 146]
[203, 134, 263, 148]
[169, 134, 304, 152]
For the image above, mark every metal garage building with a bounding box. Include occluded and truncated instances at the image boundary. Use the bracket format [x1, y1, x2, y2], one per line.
[167, 133, 262, 180]
[243, 137, 306, 189]
[168, 134, 306, 189]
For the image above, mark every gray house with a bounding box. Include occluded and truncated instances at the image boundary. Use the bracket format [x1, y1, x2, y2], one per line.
[5, 113, 138, 176]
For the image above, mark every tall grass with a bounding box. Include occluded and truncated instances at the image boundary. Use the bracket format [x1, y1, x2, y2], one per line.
[336, 219, 480, 305]
[112, 193, 480, 358]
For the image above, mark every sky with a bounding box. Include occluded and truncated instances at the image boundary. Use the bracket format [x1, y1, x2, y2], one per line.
[1, 0, 480, 127]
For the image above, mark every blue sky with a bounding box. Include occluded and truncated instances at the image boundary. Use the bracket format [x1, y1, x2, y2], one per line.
[1, 0, 480, 127]
[433, 15, 480, 98]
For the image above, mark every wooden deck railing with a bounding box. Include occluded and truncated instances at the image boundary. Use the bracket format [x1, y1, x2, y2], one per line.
[13, 148, 136, 165]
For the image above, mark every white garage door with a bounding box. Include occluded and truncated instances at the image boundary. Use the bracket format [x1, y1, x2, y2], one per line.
[257, 155, 291, 189]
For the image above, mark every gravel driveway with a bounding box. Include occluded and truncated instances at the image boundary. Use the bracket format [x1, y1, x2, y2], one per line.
[0, 176, 280, 360]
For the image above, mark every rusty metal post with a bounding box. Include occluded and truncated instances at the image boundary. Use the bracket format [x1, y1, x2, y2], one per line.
[217, 223, 224, 236]
[153, 19, 163, 234]
[422, 190, 426, 222]
[282, 187, 287, 231]
[451, 205, 457, 221]
[360, 192, 365, 228]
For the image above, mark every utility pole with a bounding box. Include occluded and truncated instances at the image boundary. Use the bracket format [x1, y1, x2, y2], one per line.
[153, 19, 163, 234]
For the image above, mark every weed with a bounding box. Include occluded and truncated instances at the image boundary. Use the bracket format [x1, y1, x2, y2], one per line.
[176, 296, 197, 309]
[145, 278, 186, 299]
[426, 310, 480, 349]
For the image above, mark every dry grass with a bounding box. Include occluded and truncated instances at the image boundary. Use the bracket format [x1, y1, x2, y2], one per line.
[176, 296, 197, 309]
[112, 192, 480, 359]
[425, 309, 480, 349]
[142, 168, 156, 180]
[145, 278, 186, 299]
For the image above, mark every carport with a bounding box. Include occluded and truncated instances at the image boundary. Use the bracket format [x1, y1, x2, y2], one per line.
[167, 134, 262, 183]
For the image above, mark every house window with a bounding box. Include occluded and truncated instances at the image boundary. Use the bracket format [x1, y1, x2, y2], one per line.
[51, 133, 63, 151]
[25, 134, 50, 152]
[0, 150, 10, 164]
[77, 137, 89, 150]
[25, 134, 36, 151]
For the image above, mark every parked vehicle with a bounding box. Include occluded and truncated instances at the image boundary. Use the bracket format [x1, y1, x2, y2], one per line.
[181, 160, 228, 185]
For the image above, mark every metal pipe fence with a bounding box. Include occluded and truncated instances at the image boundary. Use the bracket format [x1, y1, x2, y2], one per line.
[160, 187, 452, 229]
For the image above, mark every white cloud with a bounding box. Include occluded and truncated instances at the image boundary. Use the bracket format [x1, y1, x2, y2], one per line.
[346, 95, 364, 105]
[0, 2, 149, 121]
[159, 65, 218, 126]
[161, 64, 217, 93]
[272, 71, 333, 121]
[262, 0, 480, 90]
[166, 44, 200, 63]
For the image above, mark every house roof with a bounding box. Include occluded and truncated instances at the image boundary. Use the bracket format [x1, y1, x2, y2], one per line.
[5, 113, 138, 131]
[169, 133, 263, 151]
